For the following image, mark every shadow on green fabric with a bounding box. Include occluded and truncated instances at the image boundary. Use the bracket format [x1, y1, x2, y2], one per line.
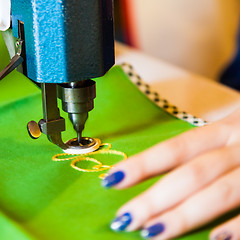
[0, 34, 238, 240]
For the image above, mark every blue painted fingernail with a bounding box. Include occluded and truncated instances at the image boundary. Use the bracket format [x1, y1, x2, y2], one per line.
[214, 232, 232, 240]
[110, 213, 132, 232]
[141, 223, 165, 239]
[101, 171, 125, 188]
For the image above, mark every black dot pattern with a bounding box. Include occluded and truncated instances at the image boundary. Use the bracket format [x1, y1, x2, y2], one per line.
[121, 62, 208, 127]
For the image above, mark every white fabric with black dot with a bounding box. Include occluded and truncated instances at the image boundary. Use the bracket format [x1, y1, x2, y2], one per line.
[121, 63, 208, 127]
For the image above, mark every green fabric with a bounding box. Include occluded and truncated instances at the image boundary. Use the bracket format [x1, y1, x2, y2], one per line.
[0, 35, 238, 240]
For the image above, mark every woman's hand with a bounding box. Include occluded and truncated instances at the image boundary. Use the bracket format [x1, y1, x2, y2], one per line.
[102, 107, 240, 240]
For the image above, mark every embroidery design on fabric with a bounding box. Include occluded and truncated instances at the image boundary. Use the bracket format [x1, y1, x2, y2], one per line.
[52, 141, 127, 179]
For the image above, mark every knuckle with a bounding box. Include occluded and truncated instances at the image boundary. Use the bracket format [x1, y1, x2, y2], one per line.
[126, 196, 155, 222]
[137, 153, 149, 176]
[166, 139, 187, 164]
[138, 151, 156, 177]
[186, 163, 204, 186]
[125, 155, 148, 181]
[140, 194, 157, 216]
[215, 181, 234, 202]
[171, 128, 201, 162]
[172, 209, 189, 233]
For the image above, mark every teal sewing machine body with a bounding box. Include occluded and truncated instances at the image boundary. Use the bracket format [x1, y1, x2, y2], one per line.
[11, 0, 114, 83]
[0, 0, 115, 151]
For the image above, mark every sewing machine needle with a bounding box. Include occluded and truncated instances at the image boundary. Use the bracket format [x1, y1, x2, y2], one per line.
[77, 131, 82, 145]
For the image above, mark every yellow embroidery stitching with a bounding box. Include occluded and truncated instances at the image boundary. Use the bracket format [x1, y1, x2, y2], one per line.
[52, 142, 127, 179]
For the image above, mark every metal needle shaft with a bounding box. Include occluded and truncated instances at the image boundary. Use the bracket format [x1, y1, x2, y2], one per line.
[77, 131, 82, 145]
[69, 112, 88, 145]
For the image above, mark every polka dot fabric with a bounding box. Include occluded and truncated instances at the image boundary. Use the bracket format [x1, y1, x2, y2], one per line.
[121, 63, 208, 127]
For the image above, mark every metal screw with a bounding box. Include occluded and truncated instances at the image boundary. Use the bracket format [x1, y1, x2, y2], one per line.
[27, 121, 42, 139]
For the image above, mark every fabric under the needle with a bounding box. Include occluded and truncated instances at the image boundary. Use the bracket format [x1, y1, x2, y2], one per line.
[0, 34, 238, 240]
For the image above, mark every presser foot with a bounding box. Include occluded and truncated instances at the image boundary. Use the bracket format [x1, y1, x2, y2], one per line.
[63, 137, 101, 154]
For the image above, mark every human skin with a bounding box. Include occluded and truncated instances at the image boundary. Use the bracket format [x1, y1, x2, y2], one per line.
[102, 107, 240, 240]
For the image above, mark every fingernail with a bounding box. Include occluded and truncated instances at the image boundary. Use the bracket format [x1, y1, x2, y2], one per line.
[101, 171, 125, 188]
[141, 223, 165, 239]
[213, 232, 232, 240]
[110, 212, 132, 232]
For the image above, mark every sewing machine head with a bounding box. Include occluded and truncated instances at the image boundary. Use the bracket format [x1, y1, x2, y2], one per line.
[0, 0, 115, 153]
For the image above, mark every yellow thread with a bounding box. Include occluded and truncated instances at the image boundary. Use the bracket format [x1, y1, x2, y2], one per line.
[71, 157, 105, 172]
[99, 142, 112, 150]
[52, 142, 127, 179]
[52, 153, 81, 162]
[99, 173, 108, 180]
[71, 159, 112, 172]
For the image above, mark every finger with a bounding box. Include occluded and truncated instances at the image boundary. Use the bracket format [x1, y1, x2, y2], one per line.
[140, 167, 240, 239]
[113, 144, 240, 231]
[105, 122, 231, 189]
[210, 215, 240, 240]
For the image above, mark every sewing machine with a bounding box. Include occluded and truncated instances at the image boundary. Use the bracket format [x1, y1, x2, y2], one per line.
[0, 0, 115, 153]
